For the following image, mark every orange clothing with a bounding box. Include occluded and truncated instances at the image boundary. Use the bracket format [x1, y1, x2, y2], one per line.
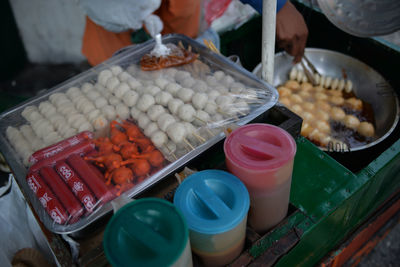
[82, 0, 201, 66]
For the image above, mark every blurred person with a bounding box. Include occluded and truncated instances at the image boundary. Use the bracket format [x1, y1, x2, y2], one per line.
[80, 0, 308, 66]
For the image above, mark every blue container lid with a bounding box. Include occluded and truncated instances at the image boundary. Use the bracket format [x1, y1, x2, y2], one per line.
[173, 170, 250, 234]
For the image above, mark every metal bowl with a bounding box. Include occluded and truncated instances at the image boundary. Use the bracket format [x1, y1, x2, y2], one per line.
[317, 0, 400, 37]
[253, 48, 400, 152]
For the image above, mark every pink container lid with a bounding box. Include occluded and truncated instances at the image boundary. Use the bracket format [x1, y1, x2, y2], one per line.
[224, 124, 296, 171]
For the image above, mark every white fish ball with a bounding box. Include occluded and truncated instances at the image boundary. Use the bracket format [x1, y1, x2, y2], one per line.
[86, 90, 101, 101]
[95, 97, 108, 109]
[122, 90, 139, 107]
[178, 104, 196, 122]
[221, 75, 235, 87]
[21, 106, 38, 121]
[208, 90, 220, 101]
[98, 69, 113, 86]
[154, 92, 172, 107]
[215, 95, 234, 106]
[175, 70, 191, 82]
[110, 65, 123, 75]
[63, 128, 78, 139]
[150, 131, 168, 147]
[206, 75, 219, 87]
[192, 92, 208, 109]
[193, 80, 208, 92]
[204, 102, 217, 114]
[144, 122, 159, 137]
[178, 88, 194, 103]
[157, 114, 176, 132]
[155, 77, 169, 89]
[147, 105, 165, 121]
[66, 87, 81, 98]
[145, 85, 161, 96]
[165, 82, 182, 96]
[137, 94, 155, 112]
[109, 96, 121, 106]
[181, 77, 196, 88]
[168, 99, 184, 115]
[86, 109, 101, 123]
[166, 122, 186, 144]
[138, 115, 151, 129]
[101, 105, 117, 121]
[106, 76, 120, 92]
[194, 110, 210, 126]
[38, 101, 57, 116]
[81, 103, 97, 115]
[130, 107, 142, 120]
[67, 114, 86, 127]
[214, 70, 225, 81]
[115, 104, 130, 120]
[215, 85, 229, 94]
[127, 78, 142, 89]
[81, 82, 94, 94]
[78, 122, 94, 132]
[118, 71, 132, 82]
[114, 82, 130, 99]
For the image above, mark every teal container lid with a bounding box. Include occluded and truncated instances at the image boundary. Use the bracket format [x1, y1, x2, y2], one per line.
[103, 198, 189, 267]
[173, 170, 250, 234]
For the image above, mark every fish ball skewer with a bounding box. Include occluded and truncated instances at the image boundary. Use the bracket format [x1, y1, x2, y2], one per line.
[165, 83, 182, 96]
[155, 91, 173, 107]
[150, 130, 168, 148]
[147, 105, 165, 121]
[157, 114, 176, 132]
[177, 88, 194, 103]
[137, 94, 155, 112]
[192, 92, 208, 110]
[178, 104, 196, 122]
[144, 122, 159, 137]
[138, 115, 151, 129]
[168, 99, 184, 115]
[122, 90, 139, 107]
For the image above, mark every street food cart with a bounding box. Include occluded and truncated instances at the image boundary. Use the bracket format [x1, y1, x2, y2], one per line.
[0, 1, 399, 266]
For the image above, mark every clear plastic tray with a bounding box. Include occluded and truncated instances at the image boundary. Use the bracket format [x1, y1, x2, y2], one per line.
[0, 34, 278, 234]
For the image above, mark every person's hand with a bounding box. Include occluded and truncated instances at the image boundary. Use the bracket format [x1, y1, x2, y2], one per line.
[276, 1, 308, 63]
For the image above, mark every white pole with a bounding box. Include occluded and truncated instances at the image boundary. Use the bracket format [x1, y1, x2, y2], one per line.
[261, 0, 277, 84]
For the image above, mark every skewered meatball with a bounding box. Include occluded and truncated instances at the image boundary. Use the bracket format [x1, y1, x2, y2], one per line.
[137, 94, 155, 112]
[168, 99, 184, 115]
[98, 69, 113, 86]
[138, 115, 151, 129]
[165, 82, 182, 96]
[150, 131, 168, 148]
[285, 80, 300, 91]
[115, 104, 130, 120]
[357, 122, 375, 137]
[101, 105, 117, 120]
[147, 105, 165, 121]
[330, 107, 346, 121]
[114, 83, 130, 99]
[155, 91, 173, 106]
[343, 115, 360, 130]
[178, 104, 196, 122]
[157, 114, 176, 131]
[144, 122, 159, 137]
[192, 92, 208, 110]
[106, 77, 120, 92]
[166, 122, 186, 144]
[122, 90, 139, 107]
[278, 86, 291, 97]
[177, 88, 194, 103]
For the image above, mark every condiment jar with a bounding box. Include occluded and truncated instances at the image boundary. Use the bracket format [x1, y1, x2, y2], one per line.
[224, 123, 296, 233]
[174, 170, 249, 267]
[103, 198, 192, 267]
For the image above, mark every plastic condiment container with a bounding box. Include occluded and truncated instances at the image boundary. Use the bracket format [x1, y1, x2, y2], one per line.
[103, 198, 192, 267]
[173, 170, 250, 267]
[224, 123, 296, 233]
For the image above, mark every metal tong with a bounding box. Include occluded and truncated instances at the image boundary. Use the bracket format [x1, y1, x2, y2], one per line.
[300, 55, 321, 86]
